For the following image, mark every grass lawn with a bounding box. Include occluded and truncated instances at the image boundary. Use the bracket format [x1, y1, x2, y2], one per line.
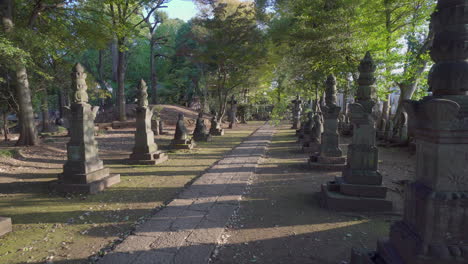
[0, 121, 264, 264]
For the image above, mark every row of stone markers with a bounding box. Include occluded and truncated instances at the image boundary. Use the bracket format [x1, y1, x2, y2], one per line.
[295, 52, 391, 212]
[0, 63, 231, 238]
[296, 1, 468, 263]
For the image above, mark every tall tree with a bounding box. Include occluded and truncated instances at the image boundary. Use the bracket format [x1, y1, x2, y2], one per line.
[98, 0, 170, 121]
[193, 0, 267, 119]
[0, 0, 39, 146]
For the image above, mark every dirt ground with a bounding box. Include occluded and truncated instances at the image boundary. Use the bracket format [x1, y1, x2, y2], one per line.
[210, 124, 415, 264]
[0, 120, 264, 264]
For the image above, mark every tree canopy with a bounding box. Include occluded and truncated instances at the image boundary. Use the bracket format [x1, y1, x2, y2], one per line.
[0, 0, 437, 145]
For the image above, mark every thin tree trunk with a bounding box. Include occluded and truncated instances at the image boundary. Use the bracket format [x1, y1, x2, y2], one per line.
[111, 40, 119, 83]
[150, 39, 158, 105]
[117, 40, 127, 121]
[343, 82, 349, 115]
[394, 81, 418, 126]
[58, 90, 64, 119]
[2, 111, 9, 142]
[41, 90, 51, 132]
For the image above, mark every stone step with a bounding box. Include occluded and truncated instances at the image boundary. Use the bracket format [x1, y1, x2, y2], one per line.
[0, 217, 12, 237]
[321, 184, 393, 211]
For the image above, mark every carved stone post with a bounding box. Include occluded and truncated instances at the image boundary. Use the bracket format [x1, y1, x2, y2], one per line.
[209, 114, 225, 136]
[129, 80, 168, 165]
[228, 96, 238, 129]
[291, 96, 302, 129]
[193, 112, 212, 142]
[309, 74, 346, 170]
[321, 52, 392, 211]
[351, 1, 468, 263]
[53, 63, 120, 194]
[170, 113, 195, 149]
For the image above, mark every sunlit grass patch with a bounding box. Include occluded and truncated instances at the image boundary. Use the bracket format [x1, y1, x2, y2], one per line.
[0, 121, 264, 264]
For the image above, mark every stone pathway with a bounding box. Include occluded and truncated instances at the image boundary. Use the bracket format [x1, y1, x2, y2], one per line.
[99, 124, 275, 264]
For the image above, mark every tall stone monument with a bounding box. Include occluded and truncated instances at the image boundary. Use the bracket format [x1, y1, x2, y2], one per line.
[350, 1, 468, 263]
[291, 96, 302, 129]
[129, 80, 168, 165]
[309, 74, 346, 170]
[321, 52, 392, 211]
[170, 113, 195, 149]
[54, 63, 120, 194]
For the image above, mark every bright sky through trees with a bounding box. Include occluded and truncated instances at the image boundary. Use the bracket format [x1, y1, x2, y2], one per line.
[166, 0, 198, 21]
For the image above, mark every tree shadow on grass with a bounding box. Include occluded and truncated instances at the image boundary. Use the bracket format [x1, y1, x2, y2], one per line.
[16, 220, 384, 264]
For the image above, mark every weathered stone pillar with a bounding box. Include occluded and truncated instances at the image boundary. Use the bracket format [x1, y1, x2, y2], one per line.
[302, 113, 323, 154]
[291, 96, 302, 129]
[299, 111, 314, 144]
[193, 112, 212, 142]
[53, 63, 120, 194]
[170, 113, 195, 149]
[321, 52, 392, 211]
[129, 80, 168, 165]
[209, 115, 224, 136]
[309, 74, 346, 170]
[351, 1, 468, 263]
[0, 217, 12, 237]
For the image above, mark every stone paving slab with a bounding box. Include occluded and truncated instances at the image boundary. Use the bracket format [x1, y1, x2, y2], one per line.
[99, 124, 275, 264]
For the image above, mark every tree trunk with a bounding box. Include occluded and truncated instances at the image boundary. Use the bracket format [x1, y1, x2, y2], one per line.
[2, 111, 9, 142]
[41, 90, 52, 132]
[111, 40, 119, 83]
[394, 81, 418, 126]
[16, 65, 38, 146]
[1, 0, 37, 146]
[343, 82, 349, 115]
[150, 39, 158, 105]
[117, 41, 127, 121]
[58, 90, 64, 119]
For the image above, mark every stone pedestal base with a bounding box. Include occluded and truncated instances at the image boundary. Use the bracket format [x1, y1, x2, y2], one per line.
[349, 238, 462, 264]
[298, 134, 313, 145]
[52, 171, 120, 195]
[302, 142, 320, 154]
[308, 155, 346, 170]
[321, 178, 392, 211]
[194, 134, 212, 142]
[210, 129, 224, 136]
[129, 151, 168, 165]
[170, 139, 195, 150]
[0, 217, 12, 237]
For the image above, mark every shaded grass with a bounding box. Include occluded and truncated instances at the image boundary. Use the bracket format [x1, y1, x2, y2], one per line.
[211, 124, 392, 264]
[0, 149, 17, 158]
[0, 122, 264, 264]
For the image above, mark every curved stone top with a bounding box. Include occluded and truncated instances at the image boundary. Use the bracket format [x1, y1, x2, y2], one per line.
[71, 63, 89, 104]
[356, 52, 377, 106]
[428, 0, 468, 95]
[137, 79, 149, 108]
[325, 74, 337, 107]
